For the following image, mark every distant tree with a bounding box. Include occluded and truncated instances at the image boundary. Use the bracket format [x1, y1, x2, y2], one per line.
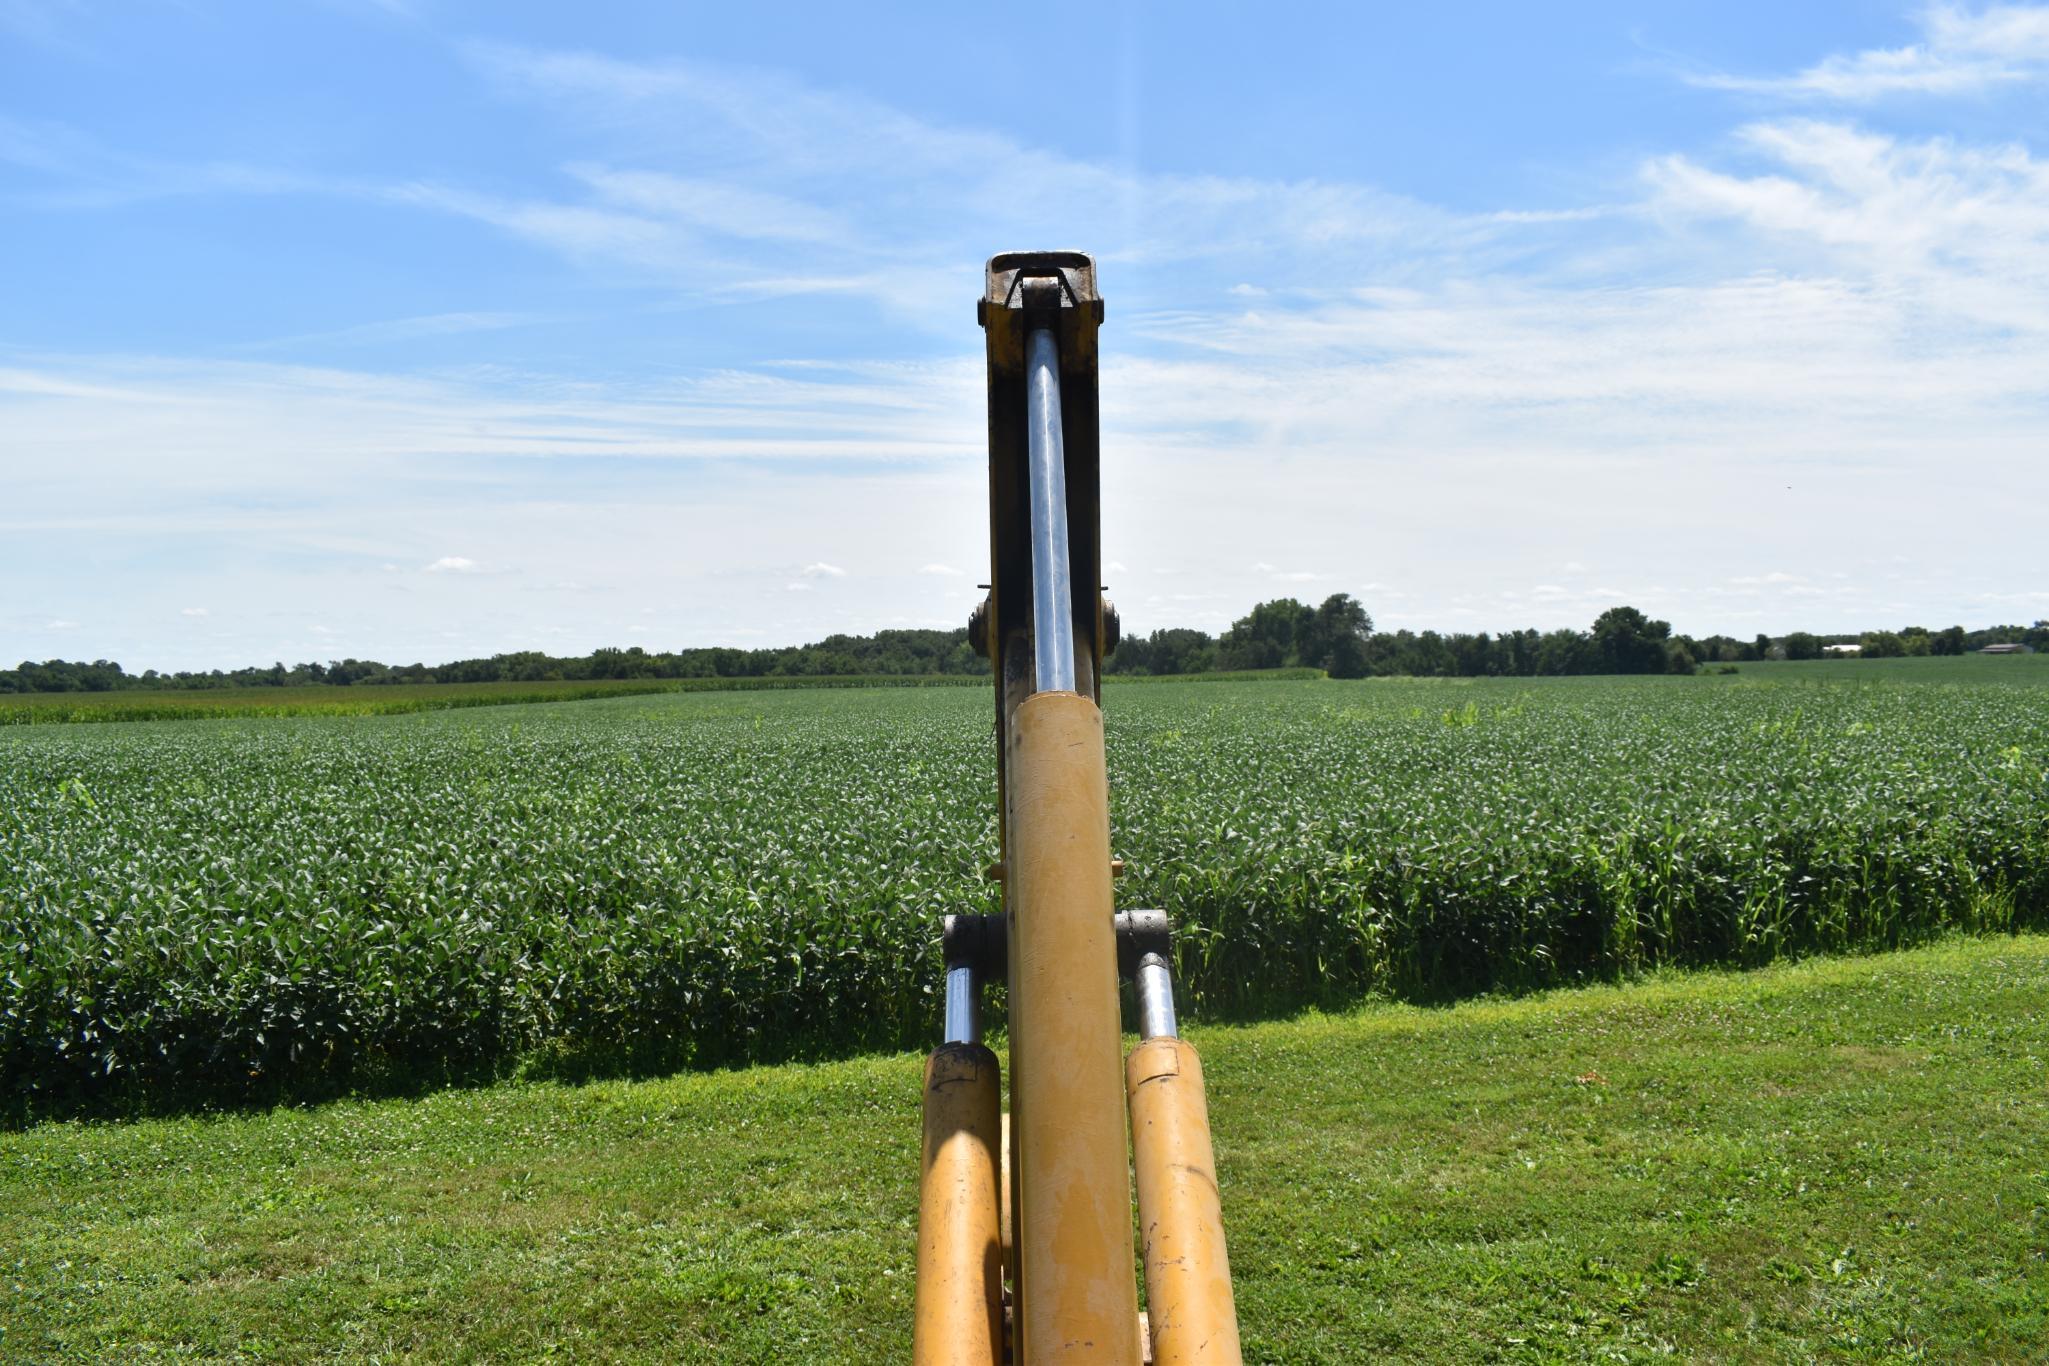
[1534, 628, 1590, 675]
[1361, 628, 1414, 675]
[1218, 599, 1313, 671]
[1897, 627, 1933, 657]
[1749, 634, 1771, 662]
[1324, 631, 1368, 679]
[1859, 630, 1906, 658]
[1104, 627, 1219, 676]
[1589, 606, 1671, 674]
[1782, 631, 1822, 661]
[1109, 632, 1153, 674]
[1300, 594, 1373, 677]
[1414, 630, 1456, 676]
[1446, 631, 1493, 677]
[1500, 628, 1541, 675]
[1932, 626, 1968, 656]
[1150, 628, 1217, 675]
[1665, 641, 1699, 675]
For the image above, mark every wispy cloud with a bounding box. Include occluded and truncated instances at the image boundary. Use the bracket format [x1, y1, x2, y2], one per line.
[0, 113, 336, 210]
[237, 311, 549, 353]
[424, 556, 478, 573]
[1687, 3, 2049, 100]
[1644, 119, 2049, 332]
[434, 41, 1449, 317]
[0, 353, 982, 489]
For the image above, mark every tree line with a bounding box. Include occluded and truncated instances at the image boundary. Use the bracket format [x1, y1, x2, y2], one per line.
[0, 630, 982, 694]
[5, 600, 2044, 693]
[1111, 599, 2046, 679]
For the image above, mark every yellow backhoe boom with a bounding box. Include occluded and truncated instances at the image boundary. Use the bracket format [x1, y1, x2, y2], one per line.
[913, 253, 1242, 1366]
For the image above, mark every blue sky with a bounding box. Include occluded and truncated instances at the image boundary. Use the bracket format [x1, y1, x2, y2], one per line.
[4, 1, 2046, 670]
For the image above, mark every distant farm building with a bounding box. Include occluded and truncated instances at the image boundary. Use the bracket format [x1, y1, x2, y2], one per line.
[1823, 643, 1862, 655]
[1978, 643, 2035, 655]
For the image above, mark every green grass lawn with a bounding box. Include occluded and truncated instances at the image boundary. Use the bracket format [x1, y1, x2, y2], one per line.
[4, 935, 2044, 1362]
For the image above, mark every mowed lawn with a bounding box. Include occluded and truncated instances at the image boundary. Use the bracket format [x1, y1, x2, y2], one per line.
[4, 936, 2045, 1362]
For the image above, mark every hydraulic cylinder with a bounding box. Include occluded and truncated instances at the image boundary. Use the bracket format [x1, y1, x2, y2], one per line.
[1127, 1037, 1242, 1365]
[1007, 688, 1142, 1365]
[912, 1042, 1005, 1366]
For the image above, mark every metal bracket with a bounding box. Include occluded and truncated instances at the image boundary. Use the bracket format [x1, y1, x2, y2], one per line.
[942, 908, 1174, 984]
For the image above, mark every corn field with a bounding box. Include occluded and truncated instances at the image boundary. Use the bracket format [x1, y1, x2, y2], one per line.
[4, 672, 2045, 1115]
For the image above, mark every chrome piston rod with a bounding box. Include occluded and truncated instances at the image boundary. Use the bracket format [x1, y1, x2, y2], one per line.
[943, 963, 980, 1044]
[1135, 951, 1179, 1040]
[1025, 326, 1077, 695]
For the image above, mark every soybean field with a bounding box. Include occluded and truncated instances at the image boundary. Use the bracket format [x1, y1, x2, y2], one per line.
[4, 664, 2046, 1117]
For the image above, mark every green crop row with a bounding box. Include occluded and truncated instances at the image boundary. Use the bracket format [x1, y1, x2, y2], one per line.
[0, 674, 987, 726]
[3, 673, 2045, 1117]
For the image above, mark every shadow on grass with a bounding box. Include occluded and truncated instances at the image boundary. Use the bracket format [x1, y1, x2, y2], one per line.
[9, 894, 2041, 1132]
[1, 1018, 924, 1131]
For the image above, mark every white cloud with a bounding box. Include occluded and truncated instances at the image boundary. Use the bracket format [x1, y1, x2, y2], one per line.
[180, 606, 208, 617]
[45, 618, 77, 629]
[800, 561, 846, 578]
[917, 562, 962, 576]
[1688, 4, 2049, 101]
[1246, 561, 1321, 584]
[424, 555, 479, 573]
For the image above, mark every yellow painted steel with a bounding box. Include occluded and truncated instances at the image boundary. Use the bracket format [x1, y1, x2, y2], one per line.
[1006, 689, 1143, 1365]
[1127, 1038, 1242, 1366]
[912, 1042, 1005, 1366]
[1000, 1109, 1015, 1268]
